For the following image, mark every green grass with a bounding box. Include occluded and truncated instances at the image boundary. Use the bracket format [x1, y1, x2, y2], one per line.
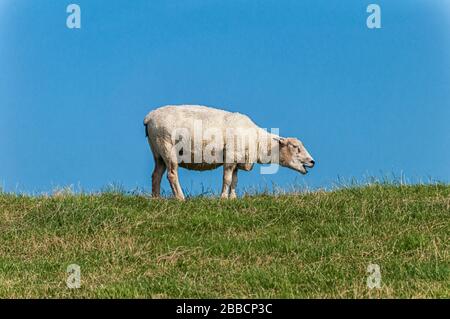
[0, 184, 449, 298]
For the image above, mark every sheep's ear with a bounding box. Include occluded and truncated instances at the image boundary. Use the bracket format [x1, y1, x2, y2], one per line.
[274, 137, 287, 146]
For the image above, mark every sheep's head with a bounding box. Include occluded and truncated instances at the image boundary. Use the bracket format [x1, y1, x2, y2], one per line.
[277, 137, 315, 174]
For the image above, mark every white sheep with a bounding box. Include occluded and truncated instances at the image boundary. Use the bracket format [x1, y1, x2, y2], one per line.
[144, 105, 315, 200]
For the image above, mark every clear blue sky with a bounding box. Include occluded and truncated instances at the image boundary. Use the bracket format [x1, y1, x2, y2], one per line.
[1, 0, 449, 194]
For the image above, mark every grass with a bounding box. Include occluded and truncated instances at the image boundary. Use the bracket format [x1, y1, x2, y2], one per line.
[0, 183, 449, 298]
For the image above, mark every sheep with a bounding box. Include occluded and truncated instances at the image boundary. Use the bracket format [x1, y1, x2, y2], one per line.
[144, 105, 315, 200]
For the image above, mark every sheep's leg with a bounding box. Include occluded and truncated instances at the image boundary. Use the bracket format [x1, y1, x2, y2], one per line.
[229, 168, 238, 199]
[152, 157, 166, 197]
[221, 164, 236, 199]
[167, 161, 185, 201]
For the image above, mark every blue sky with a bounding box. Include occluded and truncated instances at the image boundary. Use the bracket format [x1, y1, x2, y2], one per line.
[1, 0, 449, 194]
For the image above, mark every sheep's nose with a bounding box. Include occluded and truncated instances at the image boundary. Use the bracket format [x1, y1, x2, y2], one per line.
[310, 160, 315, 167]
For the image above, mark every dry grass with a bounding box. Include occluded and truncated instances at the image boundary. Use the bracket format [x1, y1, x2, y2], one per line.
[0, 184, 448, 298]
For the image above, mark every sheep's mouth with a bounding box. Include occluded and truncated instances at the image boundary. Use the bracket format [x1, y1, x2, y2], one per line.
[299, 165, 308, 175]
[300, 163, 315, 174]
[289, 161, 309, 174]
[301, 162, 316, 174]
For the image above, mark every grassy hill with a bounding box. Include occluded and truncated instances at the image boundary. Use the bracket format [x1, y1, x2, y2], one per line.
[0, 184, 448, 298]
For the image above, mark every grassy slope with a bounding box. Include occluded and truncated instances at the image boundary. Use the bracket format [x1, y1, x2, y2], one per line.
[0, 184, 448, 298]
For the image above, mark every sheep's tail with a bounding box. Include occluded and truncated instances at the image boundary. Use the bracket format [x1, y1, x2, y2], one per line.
[143, 113, 152, 138]
[144, 122, 148, 137]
